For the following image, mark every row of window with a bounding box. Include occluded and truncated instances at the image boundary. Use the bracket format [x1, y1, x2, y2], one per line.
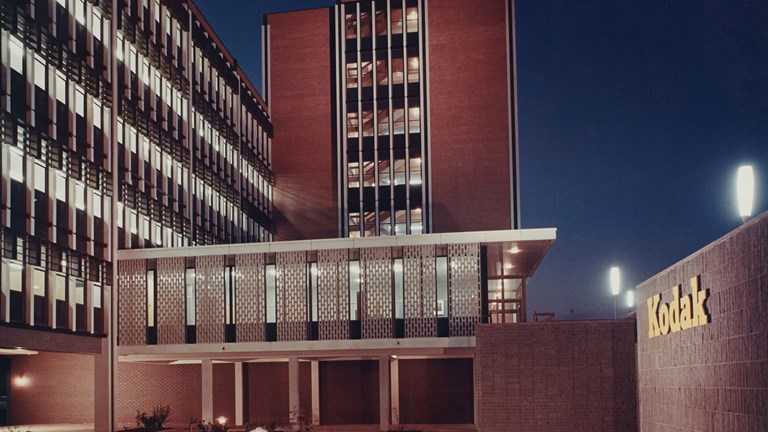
[347, 105, 421, 138]
[344, 5, 419, 40]
[345, 55, 419, 89]
[2, 256, 104, 333]
[141, 256, 453, 333]
[339, 1, 427, 238]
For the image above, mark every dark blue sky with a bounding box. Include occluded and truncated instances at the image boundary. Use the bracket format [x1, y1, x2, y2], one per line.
[195, 0, 768, 319]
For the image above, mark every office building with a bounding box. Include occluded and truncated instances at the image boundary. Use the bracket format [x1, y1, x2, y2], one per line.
[1, 1, 565, 431]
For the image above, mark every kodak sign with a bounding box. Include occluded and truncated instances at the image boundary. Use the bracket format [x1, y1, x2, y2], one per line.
[647, 275, 710, 338]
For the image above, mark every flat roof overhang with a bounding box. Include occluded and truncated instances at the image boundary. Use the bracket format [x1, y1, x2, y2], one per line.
[115, 228, 556, 280]
[115, 228, 556, 363]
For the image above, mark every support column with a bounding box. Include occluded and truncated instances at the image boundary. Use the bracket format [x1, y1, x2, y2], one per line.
[288, 357, 300, 424]
[311, 360, 320, 426]
[202, 359, 213, 422]
[94, 335, 112, 431]
[378, 356, 391, 432]
[234, 362, 244, 425]
[390, 357, 399, 425]
[473, 355, 478, 427]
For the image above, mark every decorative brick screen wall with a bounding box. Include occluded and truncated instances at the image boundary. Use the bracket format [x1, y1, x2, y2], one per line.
[475, 321, 637, 432]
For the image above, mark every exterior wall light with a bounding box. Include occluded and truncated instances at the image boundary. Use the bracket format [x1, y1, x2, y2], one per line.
[626, 290, 635, 308]
[216, 416, 228, 426]
[737, 165, 754, 221]
[14, 375, 30, 387]
[610, 266, 621, 319]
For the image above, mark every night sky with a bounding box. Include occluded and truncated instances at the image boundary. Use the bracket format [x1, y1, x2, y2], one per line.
[194, 0, 768, 320]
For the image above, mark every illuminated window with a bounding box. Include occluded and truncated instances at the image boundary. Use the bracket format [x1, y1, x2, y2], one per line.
[347, 112, 359, 138]
[408, 106, 420, 133]
[392, 108, 405, 134]
[56, 72, 67, 103]
[406, 7, 418, 33]
[375, 10, 387, 36]
[395, 210, 407, 235]
[117, 202, 124, 228]
[33, 268, 46, 297]
[377, 108, 389, 135]
[142, 216, 150, 241]
[75, 87, 85, 117]
[93, 192, 102, 218]
[348, 161, 360, 188]
[393, 159, 406, 185]
[376, 59, 388, 86]
[116, 34, 124, 61]
[391, 8, 403, 34]
[360, 12, 371, 37]
[34, 56, 46, 89]
[94, 100, 102, 129]
[410, 208, 423, 234]
[75, 0, 86, 25]
[378, 160, 390, 186]
[362, 161, 375, 187]
[348, 213, 361, 238]
[379, 211, 391, 235]
[407, 57, 419, 84]
[360, 61, 373, 87]
[93, 9, 102, 40]
[185, 269, 195, 325]
[391, 57, 404, 85]
[55, 171, 67, 201]
[93, 284, 102, 309]
[147, 270, 155, 326]
[409, 157, 422, 185]
[346, 63, 358, 88]
[75, 182, 85, 210]
[9, 149, 24, 182]
[362, 111, 374, 137]
[9, 35, 24, 73]
[34, 163, 46, 192]
[130, 209, 138, 235]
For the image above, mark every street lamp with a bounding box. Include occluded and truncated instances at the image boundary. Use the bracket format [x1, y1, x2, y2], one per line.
[626, 290, 635, 309]
[737, 165, 754, 221]
[610, 266, 620, 319]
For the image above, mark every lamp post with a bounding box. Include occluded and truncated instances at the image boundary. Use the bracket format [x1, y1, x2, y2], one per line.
[626, 289, 635, 312]
[737, 165, 754, 222]
[610, 266, 620, 319]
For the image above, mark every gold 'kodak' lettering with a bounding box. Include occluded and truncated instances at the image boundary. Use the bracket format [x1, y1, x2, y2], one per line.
[647, 275, 709, 339]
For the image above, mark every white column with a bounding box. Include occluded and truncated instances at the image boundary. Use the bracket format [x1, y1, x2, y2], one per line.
[311, 360, 320, 426]
[390, 357, 399, 425]
[378, 356, 391, 432]
[94, 337, 113, 432]
[202, 359, 213, 422]
[1, 260, 10, 323]
[288, 357, 300, 424]
[24, 265, 34, 326]
[234, 362, 244, 425]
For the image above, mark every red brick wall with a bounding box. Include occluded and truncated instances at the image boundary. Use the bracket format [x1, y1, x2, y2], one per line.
[116, 362, 201, 428]
[398, 358, 474, 424]
[8, 351, 94, 424]
[475, 321, 637, 432]
[246, 362, 312, 425]
[637, 211, 768, 431]
[266, 8, 338, 241]
[428, 0, 515, 233]
[320, 360, 379, 425]
[213, 363, 235, 423]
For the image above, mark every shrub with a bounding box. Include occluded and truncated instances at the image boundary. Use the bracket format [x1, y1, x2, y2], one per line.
[135, 404, 172, 431]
